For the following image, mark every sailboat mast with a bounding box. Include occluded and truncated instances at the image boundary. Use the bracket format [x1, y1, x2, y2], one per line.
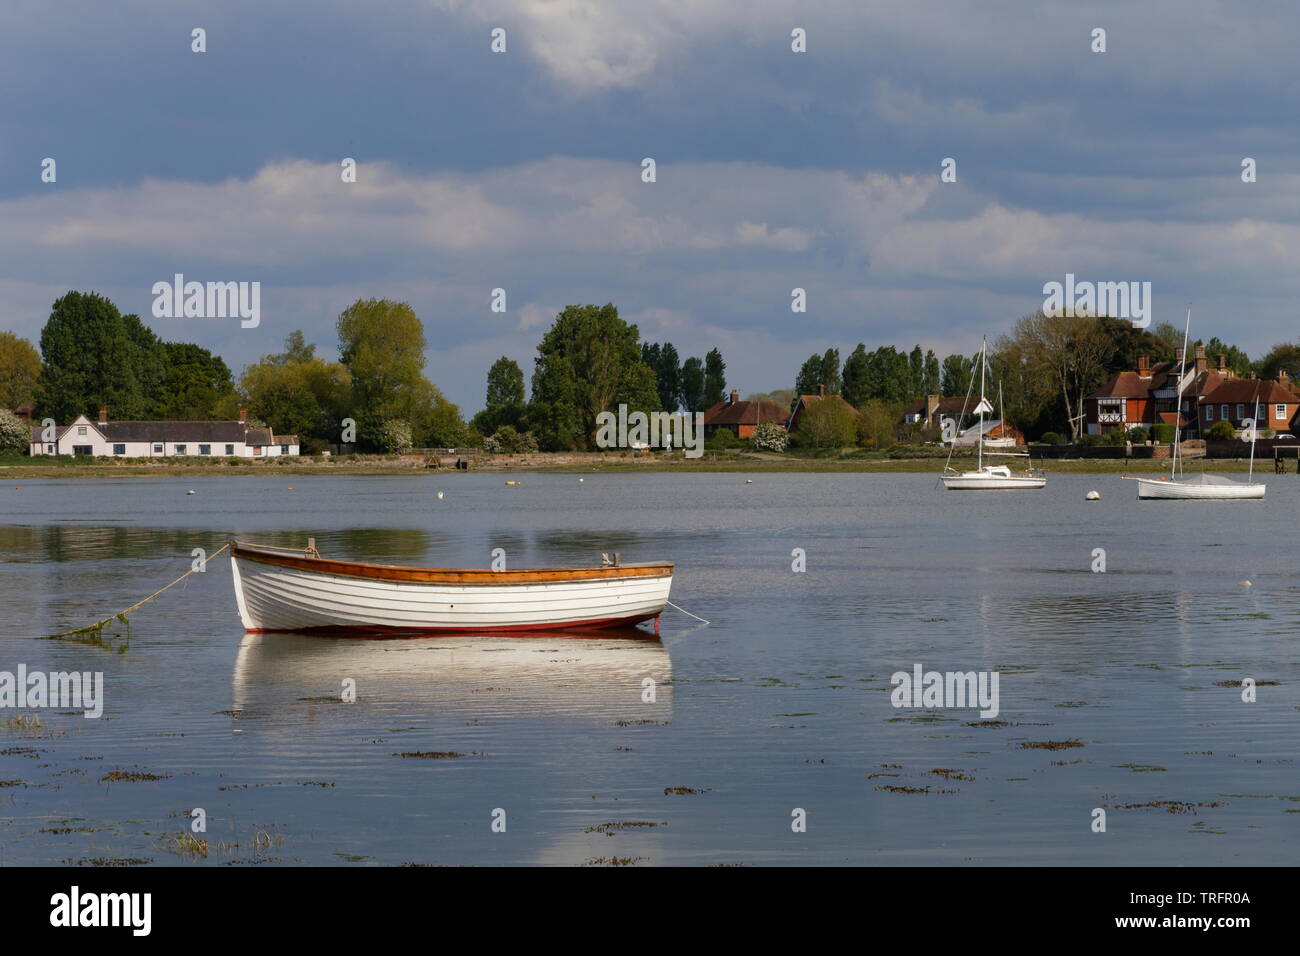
[1171, 306, 1192, 479]
[1248, 393, 1260, 481]
[978, 338, 986, 471]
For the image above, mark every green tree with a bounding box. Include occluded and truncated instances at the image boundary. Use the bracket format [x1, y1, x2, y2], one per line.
[0, 332, 41, 409]
[746, 388, 796, 410]
[1256, 341, 1300, 382]
[656, 342, 682, 411]
[680, 356, 705, 412]
[923, 350, 940, 395]
[703, 348, 727, 407]
[473, 356, 527, 435]
[909, 345, 924, 396]
[798, 398, 857, 448]
[856, 399, 900, 449]
[153, 342, 236, 419]
[864, 346, 913, 403]
[940, 353, 975, 398]
[1206, 420, 1236, 440]
[241, 338, 351, 441]
[820, 348, 841, 395]
[336, 298, 463, 450]
[272, 330, 317, 365]
[1202, 337, 1251, 377]
[529, 303, 658, 451]
[795, 354, 823, 395]
[842, 344, 871, 408]
[38, 292, 157, 422]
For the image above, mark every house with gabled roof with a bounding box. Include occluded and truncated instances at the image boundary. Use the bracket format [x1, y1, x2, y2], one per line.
[701, 389, 788, 439]
[28, 406, 299, 457]
[1084, 345, 1298, 438]
[1199, 374, 1299, 435]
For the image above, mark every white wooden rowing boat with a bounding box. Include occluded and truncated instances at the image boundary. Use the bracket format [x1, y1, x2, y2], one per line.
[1127, 474, 1266, 499]
[229, 540, 674, 635]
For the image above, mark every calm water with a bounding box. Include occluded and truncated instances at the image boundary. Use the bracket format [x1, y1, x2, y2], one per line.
[1, 472, 1297, 866]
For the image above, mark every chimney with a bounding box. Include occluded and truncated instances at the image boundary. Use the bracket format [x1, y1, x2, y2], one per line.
[1137, 355, 1150, 377]
[97, 406, 108, 425]
[1281, 370, 1290, 385]
[238, 407, 247, 424]
[729, 389, 739, 405]
[1195, 342, 1206, 374]
[817, 383, 825, 397]
[1216, 353, 1226, 372]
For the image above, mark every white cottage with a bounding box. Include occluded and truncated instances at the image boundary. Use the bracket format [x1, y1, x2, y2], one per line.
[29, 407, 300, 458]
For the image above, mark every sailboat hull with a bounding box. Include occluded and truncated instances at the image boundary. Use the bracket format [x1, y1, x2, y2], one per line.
[942, 473, 1046, 490]
[1134, 478, 1265, 500]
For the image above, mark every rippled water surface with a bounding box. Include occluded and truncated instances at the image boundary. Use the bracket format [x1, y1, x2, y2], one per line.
[2, 472, 1297, 865]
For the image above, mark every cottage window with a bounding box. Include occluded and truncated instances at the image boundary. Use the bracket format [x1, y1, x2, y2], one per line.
[1205, 406, 1214, 421]
[1236, 404, 1244, 420]
[1097, 398, 1124, 424]
[281, 444, 289, 454]
[77, 426, 87, 436]
[176, 444, 187, 455]
[46, 444, 54, 454]
[153, 444, 163, 454]
[225, 444, 234, 455]
[113, 444, 125, 455]
[199, 444, 210, 455]
[1277, 404, 1287, 420]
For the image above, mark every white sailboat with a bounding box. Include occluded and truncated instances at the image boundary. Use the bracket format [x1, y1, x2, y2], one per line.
[1125, 307, 1265, 500]
[983, 381, 1018, 448]
[941, 338, 1046, 490]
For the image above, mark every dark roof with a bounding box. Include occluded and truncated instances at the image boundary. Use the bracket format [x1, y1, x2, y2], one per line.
[101, 421, 248, 442]
[1086, 371, 1150, 400]
[702, 399, 788, 427]
[1201, 379, 1297, 405]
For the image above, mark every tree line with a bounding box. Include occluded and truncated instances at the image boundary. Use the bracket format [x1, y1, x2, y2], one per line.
[4, 293, 1296, 455]
[0, 294, 732, 454]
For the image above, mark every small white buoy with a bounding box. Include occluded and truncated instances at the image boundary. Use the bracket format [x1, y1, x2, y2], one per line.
[187, 489, 196, 495]
[578, 478, 584, 482]
[1238, 580, 1252, 588]
[437, 491, 444, 499]
[1085, 490, 1100, 500]
[746, 479, 754, 484]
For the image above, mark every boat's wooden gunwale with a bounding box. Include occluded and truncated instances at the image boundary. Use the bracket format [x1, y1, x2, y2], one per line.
[230, 541, 674, 586]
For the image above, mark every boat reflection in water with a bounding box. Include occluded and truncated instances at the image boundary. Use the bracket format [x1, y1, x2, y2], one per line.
[231, 629, 672, 725]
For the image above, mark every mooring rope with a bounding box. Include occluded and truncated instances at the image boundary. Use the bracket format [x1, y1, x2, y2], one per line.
[45, 542, 231, 640]
[666, 600, 710, 626]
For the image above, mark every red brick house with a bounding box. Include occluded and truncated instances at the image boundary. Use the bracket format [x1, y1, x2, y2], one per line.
[702, 389, 789, 439]
[1084, 346, 1298, 438]
[1198, 375, 1299, 435]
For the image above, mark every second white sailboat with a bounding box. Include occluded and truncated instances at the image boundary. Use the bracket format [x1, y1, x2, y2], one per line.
[940, 338, 1046, 490]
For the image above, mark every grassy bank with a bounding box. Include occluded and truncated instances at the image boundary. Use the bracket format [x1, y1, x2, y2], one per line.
[0, 451, 1285, 477]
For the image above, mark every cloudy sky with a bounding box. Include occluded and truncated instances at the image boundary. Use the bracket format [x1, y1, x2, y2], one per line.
[2, 0, 1298, 412]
